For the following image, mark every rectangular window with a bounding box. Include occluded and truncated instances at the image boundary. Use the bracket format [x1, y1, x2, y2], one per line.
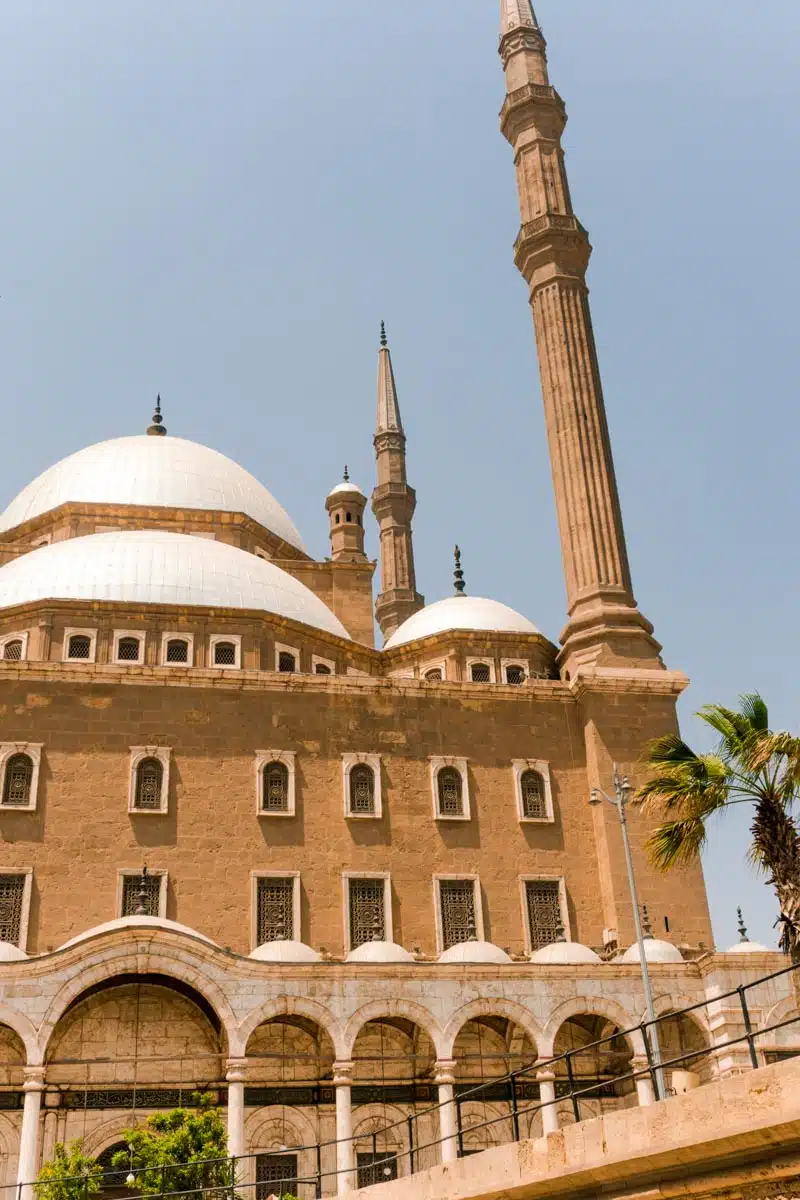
[525, 880, 563, 949]
[0, 875, 26, 945]
[357, 1154, 398, 1187]
[121, 872, 163, 917]
[256, 1154, 298, 1200]
[439, 879, 477, 949]
[348, 877, 386, 948]
[256, 877, 295, 943]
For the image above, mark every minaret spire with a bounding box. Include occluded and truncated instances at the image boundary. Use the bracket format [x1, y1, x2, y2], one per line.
[371, 323, 424, 639]
[499, 12, 662, 673]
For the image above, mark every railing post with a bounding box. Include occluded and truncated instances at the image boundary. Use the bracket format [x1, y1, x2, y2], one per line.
[316, 1142, 322, 1199]
[564, 1052, 580, 1123]
[737, 985, 760, 1070]
[508, 1072, 520, 1142]
[456, 1096, 464, 1159]
[407, 1115, 415, 1174]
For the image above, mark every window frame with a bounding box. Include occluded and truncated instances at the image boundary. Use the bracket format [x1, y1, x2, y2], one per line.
[420, 658, 447, 682]
[501, 659, 529, 686]
[160, 632, 195, 667]
[342, 871, 393, 952]
[63, 627, 97, 663]
[311, 654, 336, 676]
[519, 875, 569, 953]
[465, 658, 496, 684]
[430, 756, 471, 821]
[512, 759, 554, 824]
[209, 634, 242, 670]
[0, 632, 29, 662]
[274, 642, 300, 673]
[433, 874, 484, 953]
[255, 750, 297, 818]
[117, 868, 168, 918]
[342, 753, 382, 819]
[251, 870, 301, 949]
[112, 630, 146, 665]
[0, 869, 33, 950]
[0, 743, 43, 812]
[128, 747, 171, 815]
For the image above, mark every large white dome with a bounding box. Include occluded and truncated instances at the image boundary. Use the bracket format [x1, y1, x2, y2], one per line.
[0, 435, 306, 552]
[385, 595, 540, 649]
[0, 531, 350, 638]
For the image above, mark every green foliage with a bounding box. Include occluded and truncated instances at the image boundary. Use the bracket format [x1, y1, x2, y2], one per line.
[110, 1094, 233, 1196]
[37, 1141, 102, 1200]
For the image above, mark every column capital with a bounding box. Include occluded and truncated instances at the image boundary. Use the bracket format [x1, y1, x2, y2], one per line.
[332, 1061, 354, 1086]
[433, 1058, 457, 1086]
[225, 1058, 247, 1083]
[534, 1066, 556, 1083]
[23, 1066, 45, 1091]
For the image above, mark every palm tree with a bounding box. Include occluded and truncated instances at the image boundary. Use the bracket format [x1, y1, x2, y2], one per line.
[636, 693, 800, 965]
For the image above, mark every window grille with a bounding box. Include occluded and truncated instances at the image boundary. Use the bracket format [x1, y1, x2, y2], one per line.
[278, 651, 296, 673]
[520, 770, 546, 819]
[122, 873, 161, 917]
[505, 664, 525, 685]
[349, 764, 375, 814]
[256, 877, 294, 943]
[67, 634, 91, 660]
[2, 640, 23, 661]
[470, 663, 491, 683]
[357, 1154, 398, 1187]
[256, 1154, 298, 1200]
[166, 639, 188, 663]
[2, 754, 33, 807]
[134, 758, 163, 811]
[348, 878, 385, 948]
[437, 767, 464, 817]
[213, 641, 236, 666]
[439, 879, 477, 948]
[314, 663, 331, 675]
[525, 880, 563, 949]
[424, 668, 443, 681]
[0, 875, 25, 944]
[117, 637, 141, 662]
[262, 762, 289, 812]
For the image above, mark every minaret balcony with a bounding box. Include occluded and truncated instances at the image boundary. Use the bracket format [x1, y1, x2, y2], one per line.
[500, 83, 566, 145]
[513, 215, 591, 285]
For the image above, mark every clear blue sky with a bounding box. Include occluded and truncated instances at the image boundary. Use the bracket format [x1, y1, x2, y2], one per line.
[2, 1, 799, 951]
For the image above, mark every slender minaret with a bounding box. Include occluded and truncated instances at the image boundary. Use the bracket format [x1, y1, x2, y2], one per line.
[371, 322, 424, 639]
[499, 2, 662, 673]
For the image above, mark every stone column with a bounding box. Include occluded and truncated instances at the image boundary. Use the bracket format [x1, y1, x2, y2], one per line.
[535, 1067, 560, 1134]
[333, 1061, 355, 1195]
[225, 1058, 247, 1161]
[632, 1057, 655, 1107]
[17, 1066, 45, 1198]
[433, 1059, 458, 1163]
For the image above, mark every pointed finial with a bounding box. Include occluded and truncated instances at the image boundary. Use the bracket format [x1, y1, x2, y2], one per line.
[146, 394, 167, 436]
[453, 545, 466, 596]
[737, 907, 750, 942]
[343, 465, 350, 483]
[380, 320, 387, 348]
[642, 904, 653, 939]
[134, 865, 149, 916]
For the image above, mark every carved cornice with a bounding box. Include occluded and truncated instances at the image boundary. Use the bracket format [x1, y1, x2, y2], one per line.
[498, 27, 546, 70]
[500, 83, 566, 145]
[514, 216, 592, 284]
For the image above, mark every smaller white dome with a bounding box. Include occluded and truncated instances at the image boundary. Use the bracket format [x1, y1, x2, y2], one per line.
[60, 916, 218, 949]
[249, 939, 321, 963]
[530, 941, 601, 965]
[725, 938, 773, 954]
[327, 481, 365, 499]
[619, 938, 684, 965]
[438, 940, 512, 965]
[0, 941, 27, 962]
[385, 595, 540, 649]
[346, 940, 415, 963]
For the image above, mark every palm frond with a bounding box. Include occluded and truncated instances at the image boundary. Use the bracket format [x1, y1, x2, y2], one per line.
[737, 692, 770, 733]
[646, 818, 710, 871]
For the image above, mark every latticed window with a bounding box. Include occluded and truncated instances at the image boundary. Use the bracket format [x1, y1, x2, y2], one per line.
[525, 880, 563, 949]
[349, 765, 375, 814]
[439, 879, 477, 949]
[166, 639, 189, 663]
[117, 636, 141, 662]
[213, 641, 237, 666]
[2, 640, 23, 661]
[315, 663, 331, 675]
[470, 662, 491, 683]
[357, 1154, 398, 1187]
[134, 758, 163, 810]
[67, 634, 91, 660]
[437, 767, 464, 817]
[262, 761, 289, 812]
[424, 668, 443, 681]
[278, 651, 296, 673]
[121, 873, 161, 917]
[348, 878, 385, 948]
[256, 1154, 298, 1200]
[505, 664, 525, 685]
[520, 770, 546, 819]
[256, 877, 294, 943]
[2, 754, 33, 807]
[0, 875, 25, 944]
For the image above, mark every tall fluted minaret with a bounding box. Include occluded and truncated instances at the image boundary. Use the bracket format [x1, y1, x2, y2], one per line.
[371, 322, 424, 639]
[499, 1, 662, 674]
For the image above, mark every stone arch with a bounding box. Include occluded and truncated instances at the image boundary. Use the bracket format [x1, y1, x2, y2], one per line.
[0, 1004, 40, 1065]
[648, 993, 712, 1036]
[246, 1107, 319, 1153]
[353, 1105, 408, 1149]
[238, 996, 345, 1062]
[82, 1117, 139, 1159]
[457, 1100, 511, 1152]
[441, 999, 543, 1060]
[343, 999, 444, 1060]
[762, 994, 798, 1033]
[540, 996, 643, 1059]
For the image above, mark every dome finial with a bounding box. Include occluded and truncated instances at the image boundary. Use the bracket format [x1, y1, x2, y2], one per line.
[555, 918, 567, 944]
[147, 394, 167, 437]
[380, 320, 388, 348]
[343, 464, 350, 483]
[641, 904, 653, 939]
[737, 906, 750, 942]
[134, 865, 149, 916]
[453, 545, 466, 596]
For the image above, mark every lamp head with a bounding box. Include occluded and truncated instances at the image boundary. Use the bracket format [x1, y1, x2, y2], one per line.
[589, 789, 602, 807]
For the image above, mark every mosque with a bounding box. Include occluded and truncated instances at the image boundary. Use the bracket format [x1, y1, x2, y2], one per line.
[0, 2, 794, 1197]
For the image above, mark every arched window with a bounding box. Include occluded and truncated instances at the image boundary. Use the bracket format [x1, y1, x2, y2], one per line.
[214, 640, 237, 666]
[520, 769, 546, 819]
[505, 664, 525, 685]
[262, 761, 289, 812]
[349, 764, 375, 814]
[346, 511, 352, 523]
[2, 639, 23, 661]
[278, 652, 296, 673]
[116, 636, 141, 662]
[67, 634, 91, 660]
[424, 668, 443, 682]
[315, 663, 332, 675]
[166, 638, 189, 663]
[470, 662, 491, 683]
[437, 767, 463, 816]
[335, 513, 341, 525]
[2, 754, 33, 807]
[134, 758, 163, 811]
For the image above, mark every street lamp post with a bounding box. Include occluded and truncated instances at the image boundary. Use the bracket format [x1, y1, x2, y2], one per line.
[590, 765, 666, 1101]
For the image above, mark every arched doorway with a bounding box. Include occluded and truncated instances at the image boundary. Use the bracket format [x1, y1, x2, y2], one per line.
[552, 1013, 636, 1124]
[452, 1016, 538, 1154]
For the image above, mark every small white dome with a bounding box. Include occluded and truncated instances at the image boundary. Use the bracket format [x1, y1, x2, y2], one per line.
[60, 916, 218, 949]
[438, 940, 512, 965]
[327, 481, 365, 499]
[249, 940, 321, 963]
[725, 938, 773, 954]
[0, 531, 349, 639]
[0, 435, 306, 551]
[530, 941, 602, 965]
[0, 941, 28, 961]
[346, 940, 415, 963]
[385, 595, 540, 649]
[618, 938, 684, 965]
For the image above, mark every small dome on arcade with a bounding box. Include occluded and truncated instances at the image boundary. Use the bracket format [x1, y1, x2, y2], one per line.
[0, 941, 28, 962]
[531, 940, 601, 965]
[618, 938, 684, 965]
[249, 940, 321, 963]
[438, 940, 512, 965]
[346, 940, 415, 963]
[725, 908, 772, 954]
[60, 916, 219, 950]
